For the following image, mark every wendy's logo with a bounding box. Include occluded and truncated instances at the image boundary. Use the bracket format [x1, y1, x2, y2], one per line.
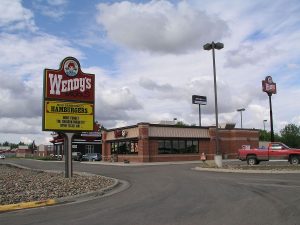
[64, 59, 78, 77]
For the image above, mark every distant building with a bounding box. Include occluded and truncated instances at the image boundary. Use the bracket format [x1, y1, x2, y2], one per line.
[16, 145, 31, 158]
[37, 144, 54, 157]
[0, 146, 10, 152]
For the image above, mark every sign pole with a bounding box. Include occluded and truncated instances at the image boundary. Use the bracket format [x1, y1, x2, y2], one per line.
[199, 104, 201, 127]
[64, 133, 74, 178]
[268, 94, 274, 142]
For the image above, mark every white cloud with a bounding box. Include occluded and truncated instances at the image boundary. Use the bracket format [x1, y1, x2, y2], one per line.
[32, 0, 68, 20]
[0, 0, 36, 31]
[0, 33, 83, 119]
[96, 0, 229, 53]
[0, 117, 40, 134]
[1, 0, 300, 145]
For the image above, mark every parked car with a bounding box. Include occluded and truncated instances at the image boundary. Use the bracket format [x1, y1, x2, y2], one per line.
[0, 154, 5, 159]
[50, 154, 62, 161]
[82, 153, 102, 161]
[72, 152, 82, 161]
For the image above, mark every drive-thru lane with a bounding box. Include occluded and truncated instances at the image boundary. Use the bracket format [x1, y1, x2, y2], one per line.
[1, 159, 300, 225]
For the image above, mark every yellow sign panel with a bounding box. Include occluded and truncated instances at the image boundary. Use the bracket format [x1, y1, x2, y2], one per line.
[44, 101, 94, 131]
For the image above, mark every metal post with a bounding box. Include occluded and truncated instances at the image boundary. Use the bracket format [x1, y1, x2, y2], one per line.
[199, 104, 201, 127]
[212, 43, 220, 155]
[268, 94, 274, 142]
[263, 120, 267, 131]
[240, 111, 243, 129]
[64, 132, 74, 178]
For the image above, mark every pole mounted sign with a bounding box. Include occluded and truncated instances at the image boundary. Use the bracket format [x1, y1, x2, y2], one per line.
[43, 57, 95, 178]
[262, 75, 276, 142]
[192, 95, 207, 127]
[192, 95, 207, 105]
[43, 57, 95, 132]
[262, 76, 276, 96]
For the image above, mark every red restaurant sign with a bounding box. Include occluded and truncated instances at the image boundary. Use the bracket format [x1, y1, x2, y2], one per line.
[262, 76, 276, 95]
[44, 57, 95, 102]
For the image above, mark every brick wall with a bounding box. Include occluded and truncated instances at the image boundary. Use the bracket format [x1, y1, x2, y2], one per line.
[138, 123, 150, 162]
[209, 128, 259, 159]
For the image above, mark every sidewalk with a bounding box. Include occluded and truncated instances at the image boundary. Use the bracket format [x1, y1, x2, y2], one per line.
[80, 160, 207, 166]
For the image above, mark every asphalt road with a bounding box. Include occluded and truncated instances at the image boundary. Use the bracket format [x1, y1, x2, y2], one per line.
[1, 159, 300, 225]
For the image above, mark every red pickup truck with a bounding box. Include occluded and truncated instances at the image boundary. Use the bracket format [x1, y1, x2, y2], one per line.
[238, 142, 300, 165]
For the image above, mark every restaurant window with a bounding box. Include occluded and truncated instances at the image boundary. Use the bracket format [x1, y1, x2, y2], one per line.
[186, 140, 198, 153]
[158, 140, 172, 154]
[110, 141, 138, 155]
[158, 140, 199, 154]
[85, 145, 94, 154]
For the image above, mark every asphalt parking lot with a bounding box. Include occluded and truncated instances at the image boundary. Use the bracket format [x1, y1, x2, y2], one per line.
[1, 159, 300, 225]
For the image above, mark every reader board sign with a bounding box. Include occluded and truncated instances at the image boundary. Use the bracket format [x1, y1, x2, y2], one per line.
[192, 95, 207, 105]
[43, 57, 95, 132]
[44, 101, 94, 131]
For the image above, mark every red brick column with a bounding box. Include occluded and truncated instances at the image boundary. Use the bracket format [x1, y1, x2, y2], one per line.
[101, 131, 110, 161]
[138, 123, 150, 162]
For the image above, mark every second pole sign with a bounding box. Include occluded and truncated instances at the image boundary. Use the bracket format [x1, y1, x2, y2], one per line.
[43, 57, 95, 132]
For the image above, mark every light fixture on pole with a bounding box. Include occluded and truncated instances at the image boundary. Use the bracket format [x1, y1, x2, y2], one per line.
[263, 119, 267, 131]
[237, 108, 245, 128]
[203, 41, 224, 167]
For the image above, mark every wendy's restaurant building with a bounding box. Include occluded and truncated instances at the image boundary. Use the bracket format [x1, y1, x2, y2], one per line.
[102, 122, 259, 163]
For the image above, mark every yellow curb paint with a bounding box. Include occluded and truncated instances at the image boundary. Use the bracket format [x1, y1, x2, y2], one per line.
[0, 199, 57, 212]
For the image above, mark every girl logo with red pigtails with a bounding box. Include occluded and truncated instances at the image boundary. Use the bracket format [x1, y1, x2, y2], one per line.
[64, 59, 78, 77]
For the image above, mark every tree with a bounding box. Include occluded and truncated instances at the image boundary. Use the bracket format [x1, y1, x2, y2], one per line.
[2, 141, 9, 146]
[259, 130, 270, 141]
[259, 130, 281, 142]
[280, 124, 300, 148]
[18, 141, 26, 146]
[175, 121, 189, 127]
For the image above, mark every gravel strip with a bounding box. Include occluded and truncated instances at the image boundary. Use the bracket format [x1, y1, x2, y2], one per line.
[0, 164, 115, 205]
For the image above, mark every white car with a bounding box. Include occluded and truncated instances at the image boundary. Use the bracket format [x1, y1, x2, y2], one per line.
[0, 154, 5, 159]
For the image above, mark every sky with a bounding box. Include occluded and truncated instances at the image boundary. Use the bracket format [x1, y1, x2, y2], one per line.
[0, 0, 300, 145]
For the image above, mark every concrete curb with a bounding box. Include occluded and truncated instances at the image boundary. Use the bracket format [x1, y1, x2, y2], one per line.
[193, 167, 300, 174]
[0, 199, 57, 212]
[80, 160, 205, 166]
[0, 163, 124, 212]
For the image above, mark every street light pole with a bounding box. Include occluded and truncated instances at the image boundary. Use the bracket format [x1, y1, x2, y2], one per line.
[237, 108, 245, 128]
[203, 42, 224, 167]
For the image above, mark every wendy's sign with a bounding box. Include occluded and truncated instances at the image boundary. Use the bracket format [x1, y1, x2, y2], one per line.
[44, 57, 94, 102]
[43, 57, 95, 132]
[262, 76, 276, 96]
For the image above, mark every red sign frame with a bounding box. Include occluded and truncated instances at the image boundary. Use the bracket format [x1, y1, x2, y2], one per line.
[44, 57, 94, 102]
